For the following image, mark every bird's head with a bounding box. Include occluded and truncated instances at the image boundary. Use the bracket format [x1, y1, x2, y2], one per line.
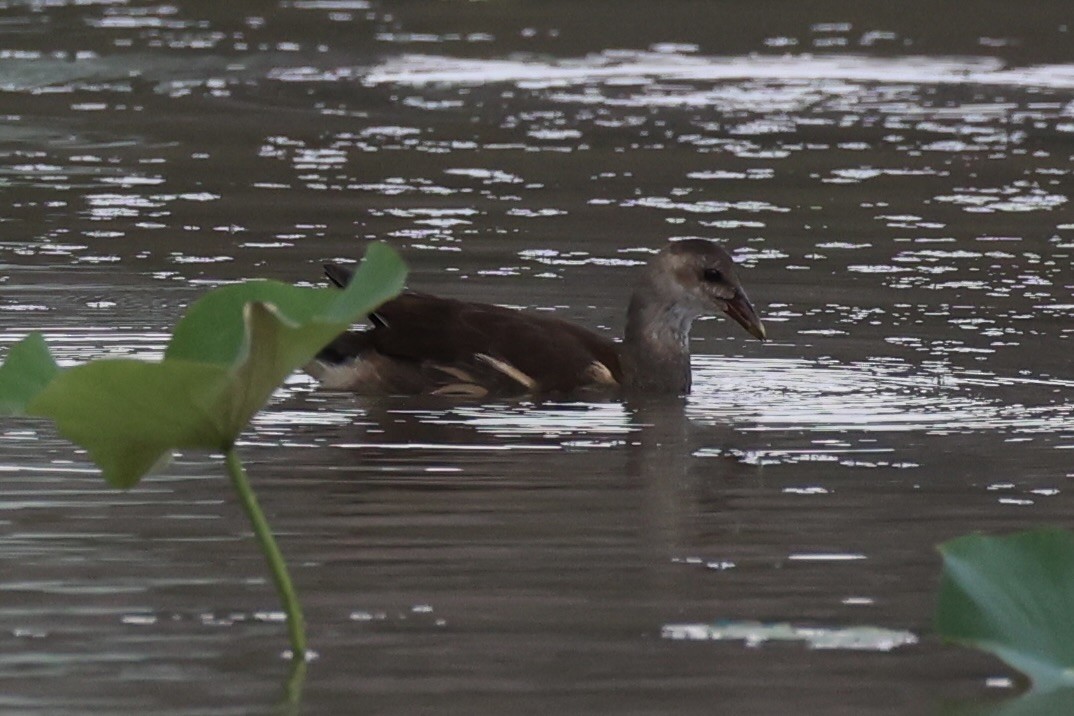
[649, 239, 767, 340]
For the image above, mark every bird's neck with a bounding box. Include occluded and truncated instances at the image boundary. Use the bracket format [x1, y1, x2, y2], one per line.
[621, 285, 698, 394]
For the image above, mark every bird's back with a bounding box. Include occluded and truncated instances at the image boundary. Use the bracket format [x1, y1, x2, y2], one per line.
[312, 266, 622, 396]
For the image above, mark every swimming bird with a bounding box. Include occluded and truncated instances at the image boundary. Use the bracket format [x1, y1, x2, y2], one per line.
[307, 239, 766, 397]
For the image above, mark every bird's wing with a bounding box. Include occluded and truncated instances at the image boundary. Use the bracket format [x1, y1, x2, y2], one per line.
[369, 293, 622, 393]
[321, 263, 621, 394]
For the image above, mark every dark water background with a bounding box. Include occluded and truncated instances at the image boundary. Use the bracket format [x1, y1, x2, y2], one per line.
[1, 2, 1073, 714]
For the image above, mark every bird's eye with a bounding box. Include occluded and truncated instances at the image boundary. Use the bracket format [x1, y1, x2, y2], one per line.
[702, 268, 724, 283]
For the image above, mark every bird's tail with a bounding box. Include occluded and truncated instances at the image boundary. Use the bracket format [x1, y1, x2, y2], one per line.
[323, 262, 354, 288]
[310, 262, 369, 373]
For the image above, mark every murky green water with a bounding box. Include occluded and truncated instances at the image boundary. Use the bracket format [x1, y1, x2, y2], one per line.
[1, 2, 1072, 713]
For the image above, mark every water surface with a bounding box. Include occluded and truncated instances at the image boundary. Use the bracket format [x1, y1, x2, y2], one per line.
[1, 2, 1073, 714]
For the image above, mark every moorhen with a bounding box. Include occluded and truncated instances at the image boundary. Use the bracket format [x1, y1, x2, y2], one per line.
[307, 239, 766, 397]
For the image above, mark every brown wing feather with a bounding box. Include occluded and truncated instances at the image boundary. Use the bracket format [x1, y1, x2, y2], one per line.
[370, 293, 622, 393]
[319, 263, 622, 395]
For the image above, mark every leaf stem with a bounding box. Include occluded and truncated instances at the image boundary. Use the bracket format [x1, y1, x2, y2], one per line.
[225, 448, 307, 660]
[277, 658, 308, 716]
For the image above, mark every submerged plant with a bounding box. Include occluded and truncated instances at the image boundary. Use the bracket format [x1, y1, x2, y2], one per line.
[936, 528, 1074, 693]
[0, 243, 406, 660]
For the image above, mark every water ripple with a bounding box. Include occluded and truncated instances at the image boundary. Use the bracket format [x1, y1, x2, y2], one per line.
[365, 52, 1074, 90]
[688, 356, 1074, 434]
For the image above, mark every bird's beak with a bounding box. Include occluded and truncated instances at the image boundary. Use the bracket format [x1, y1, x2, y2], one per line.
[724, 290, 767, 341]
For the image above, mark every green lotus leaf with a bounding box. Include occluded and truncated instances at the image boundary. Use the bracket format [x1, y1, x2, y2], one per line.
[0, 332, 60, 415]
[1, 242, 406, 488]
[211, 298, 364, 437]
[936, 528, 1074, 692]
[167, 241, 405, 365]
[29, 358, 231, 488]
[166, 280, 336, 366]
